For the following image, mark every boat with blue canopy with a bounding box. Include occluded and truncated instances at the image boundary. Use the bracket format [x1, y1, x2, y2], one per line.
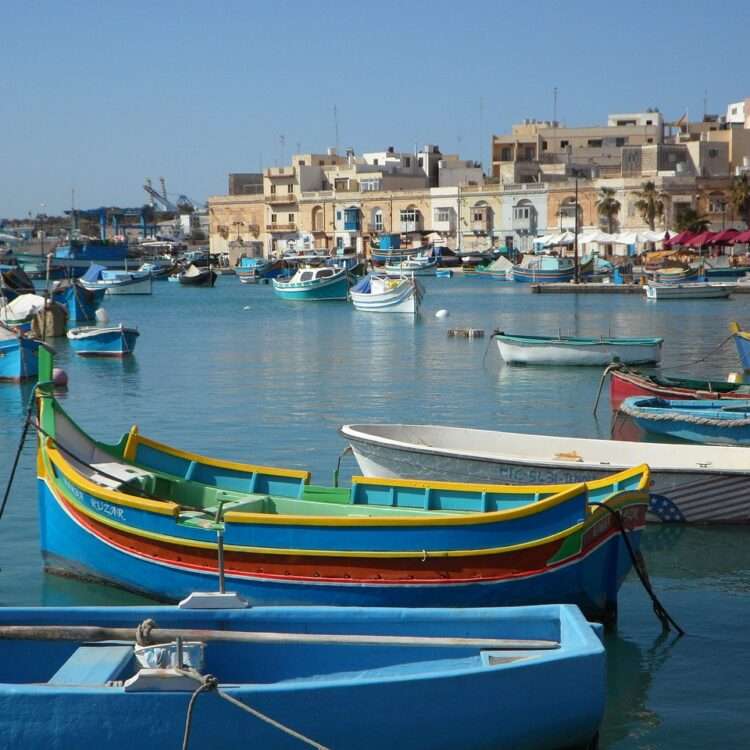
[619, 396, 750, 446]
[0, 600, 605, 750]
[79, 264, 153, 295]
[50, 279, 105, 322]
[350, 274, 423, 313]
[33, 349, 648, 620]
[272, 266, 349, 301]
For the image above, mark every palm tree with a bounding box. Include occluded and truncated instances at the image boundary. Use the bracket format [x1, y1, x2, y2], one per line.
[674, 207, 710, 233]
[730, 175, 750, 228]
[633, 181, 666, 230]
[596, 187, 620, 233]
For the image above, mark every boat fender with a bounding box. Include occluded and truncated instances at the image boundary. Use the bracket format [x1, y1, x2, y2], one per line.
[435, 309, 449, 319]
[52, 368, 68, 388]
[95, 307, 109, 324]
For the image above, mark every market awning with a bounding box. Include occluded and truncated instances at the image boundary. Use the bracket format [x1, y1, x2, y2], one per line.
[708, 228, 740, 245]
[685, 231, 717, 248]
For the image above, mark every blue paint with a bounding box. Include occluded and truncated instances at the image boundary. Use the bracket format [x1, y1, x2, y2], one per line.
[0, 333, 39, 381]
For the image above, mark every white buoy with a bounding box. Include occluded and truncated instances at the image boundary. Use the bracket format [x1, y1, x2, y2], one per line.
[243, 306, 251, 310]
[52, 368, 68, 388]
[435, 309, 449, 319]
[95, 307, 109, 325]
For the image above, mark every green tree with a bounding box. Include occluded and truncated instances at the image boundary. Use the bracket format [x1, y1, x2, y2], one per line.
[730, 175, 750, 227]
[596, 187, 621, 233]
[633, 181, 666, 230]
[674, 207, 710, 233]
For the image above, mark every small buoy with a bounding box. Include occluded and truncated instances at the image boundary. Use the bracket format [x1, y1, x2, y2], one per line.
[435, 309, 449, 319]
[243, 305, 251, 310]
[52, 368, 68, 388]
[95, 308, 109, 324]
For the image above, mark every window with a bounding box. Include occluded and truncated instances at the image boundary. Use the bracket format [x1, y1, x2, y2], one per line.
[615, 137, 627, 147]
[587, 139, 603, 148]
[318, 160, 324, 166]
[560, 140, 568, 149]
[646, 120, 653, 125]
[300, 271, 314, 282]
[513, 206, 531, 220]
[647, 138, 654, 143]
[709, 196, 726, 213]
[501, 147, 512, 161]
[270, 184, 276, 194]
[287, 184, 294, 193]
[473, 211, 484, 222]
[435, 208, 451, 223]
[418, 157, 423, 167]
[542, 141, 548, 151]
[336, 211, 341, 220]
[318, 269, 333, 278]
[271, 214, 277, 223]
[373, 158, 379, 165]
[373, 210, 383, 231]
[288, 214, 294, 223]
[708, 148, 719, 159]
[298, 160, 305, 166]
[404, 157, 411, 167]
[400, 209, 419, 227]
[361, 179, 382, 192]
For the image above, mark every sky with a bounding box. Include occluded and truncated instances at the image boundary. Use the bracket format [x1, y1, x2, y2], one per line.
[1, 0, 748, 218]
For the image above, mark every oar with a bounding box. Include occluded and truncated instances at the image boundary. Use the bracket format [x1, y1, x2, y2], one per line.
[0, 626, 559, 650]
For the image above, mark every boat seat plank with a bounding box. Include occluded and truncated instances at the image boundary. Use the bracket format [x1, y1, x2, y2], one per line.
[48, 643, 133, 685]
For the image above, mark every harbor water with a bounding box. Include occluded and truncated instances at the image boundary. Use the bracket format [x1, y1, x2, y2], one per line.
[1, 275, 748, 748]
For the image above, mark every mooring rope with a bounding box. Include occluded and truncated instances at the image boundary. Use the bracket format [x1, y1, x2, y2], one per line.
[620, 400, 750, 428]
[180, 671, 329, 750]
[590, 502, 684, 636]
[662, 332, 734, 371]
[0, 395, 35, 521]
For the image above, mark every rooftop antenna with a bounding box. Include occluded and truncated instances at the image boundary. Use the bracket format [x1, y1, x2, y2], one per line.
[553, 86, 558, 124]
[334, 104, 339, 152]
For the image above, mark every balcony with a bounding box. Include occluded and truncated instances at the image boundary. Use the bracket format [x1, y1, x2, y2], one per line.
[266, 223, 297, 232]
[366, 223, 384, 233]
[266, 193, 297, 204]
[400, 221, 422, 233]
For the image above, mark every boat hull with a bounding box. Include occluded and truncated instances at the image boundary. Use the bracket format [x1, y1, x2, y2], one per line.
[272, 273, 349, 301]
[342, 424, 750, 523]
[0, 336, 39, 381]
[645, 282, 734, 299]
[179, 270, 217, 287]
[0, 603, 604, 750]
[37, 476, 642, 618]
[496, 338, 662, 366]
[510, 267, 575, 283]
[67, 327, 139, 357]
[731, 325, 750, 370]
[52, 284, 106, 323]
[351, 280, 420, 313]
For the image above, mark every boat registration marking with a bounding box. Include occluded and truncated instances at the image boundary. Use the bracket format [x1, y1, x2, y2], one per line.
[90, 498, 126, 521]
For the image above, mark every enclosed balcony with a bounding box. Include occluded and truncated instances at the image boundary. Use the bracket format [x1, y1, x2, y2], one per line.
[343, 207, 361, 231]
[399, 207, 422, 234]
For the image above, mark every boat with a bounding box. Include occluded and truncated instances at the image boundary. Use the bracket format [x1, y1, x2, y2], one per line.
[0, 293, 47, 331]
[370, 235, 423, 266]
[78, 264, 153, 296]
[17, 239, 131, 277]
[272, 266, 349, 301]
[494, 332, 663, 366]
[645, 282, 735, 300]
[138, 260, 175, 279]
[0, 601, 604, 750]
[34, 356, 647, 618]
[730, 321, 750, 370]
[340, 422, 750, 523]
[50, 280, 106, 323]
[435, 269, 453, 279]
[509, 255, 575, 283]
[235, 257, 289, 284]
[66, 325, 139, 357]
[384, 253, 437, 276]
[474, 256, 513, 280]
[350, 274, 423, 313]
[608, 366, 750, 410]
[0, 323, 42, 381]
[178, 264, 217, 287]
[647, 266, 701, 284]
[619, 396, 750, 446]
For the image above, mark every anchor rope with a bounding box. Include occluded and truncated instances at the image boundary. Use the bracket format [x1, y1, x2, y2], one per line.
[179, 671, 329, 750]
[0, 396, 35, 521]
[620, 400, 750, 428]
[590, 502, 684, 636]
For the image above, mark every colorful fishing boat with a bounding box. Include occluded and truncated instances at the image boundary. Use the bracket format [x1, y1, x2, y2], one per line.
[384, 253, 437, 276]
[608, 366, 750, 410]
[645, 282, 735, 300]
[78, 264, 153, 295]
[619, 396, 750, 446]
[50, 280, 106, 323]
[647, 266, 701, 284]
[0, 601, 605, 750]
[34, 356, 647, 619]
[494, 332, 663, 366]
[341, 422, 750, 523]
[509, 255, 575, 283]
[272, 266, 349, 301]
[730, 321, 750, 370]
[0, 323, 42, 381]
[178, 264, 217, 287]
[350, 274, 423, 313]
[66, 325, 139, 357]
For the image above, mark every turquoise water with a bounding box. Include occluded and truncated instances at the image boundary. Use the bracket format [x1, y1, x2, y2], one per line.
[1, 276, 748, 747]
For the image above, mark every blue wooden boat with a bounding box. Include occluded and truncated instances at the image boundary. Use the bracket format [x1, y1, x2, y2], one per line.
[51, 280, 105, 323]
[510, 255, 575, 283]
[66, 325, 139, 357]
[0, 324, 41, 381]
[620, 396, 750, 446]
[272, 266, 349, 301]
[0, 601, 604, 750]
[730, 321, 750, 370]
[79, 264, 153, 295]
[34, 350, 648, 620]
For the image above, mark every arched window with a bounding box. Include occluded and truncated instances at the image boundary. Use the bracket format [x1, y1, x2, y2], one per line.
[372, 208, 383, 232]
[312, 205, 324, 232]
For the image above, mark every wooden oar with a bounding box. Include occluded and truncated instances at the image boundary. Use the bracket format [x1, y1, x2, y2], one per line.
[0, 626, 559, 650]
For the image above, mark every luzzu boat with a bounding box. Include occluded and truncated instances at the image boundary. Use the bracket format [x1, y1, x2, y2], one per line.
[0, 602, 605, 750]
[66, 325, 139, 357]
[494, 331, 663, 366]
[35, 350, 647, 619]
[730, 321, 750, 370]
[619, 396, 750, 446]
[509, 255, 575, 283]
[272, 266, 349, 301]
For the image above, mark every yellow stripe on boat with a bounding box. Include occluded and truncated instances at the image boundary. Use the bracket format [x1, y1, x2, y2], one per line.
[584, 464, 650, 492]
[124, 430, 311, 482]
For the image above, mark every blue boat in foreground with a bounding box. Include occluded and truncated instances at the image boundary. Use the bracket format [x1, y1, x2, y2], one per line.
[66, 325, 139, 357]
[620, 396, 750, 446]
[272, 266, 350, 300]
[0, 324, 41, 381]
[0, 601, 605, 750]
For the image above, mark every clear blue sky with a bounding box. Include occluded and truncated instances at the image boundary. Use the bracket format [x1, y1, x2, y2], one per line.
[1, 0, 747, 218]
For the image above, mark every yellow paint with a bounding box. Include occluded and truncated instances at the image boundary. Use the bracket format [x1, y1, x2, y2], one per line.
[122, 426, 139, 461]
[45, 441, 180, 517]
[131, 432, 311, 482]
[585, 464, 650, 492]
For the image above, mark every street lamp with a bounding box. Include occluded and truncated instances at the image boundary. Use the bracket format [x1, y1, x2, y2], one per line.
[571, 169, 582, 284]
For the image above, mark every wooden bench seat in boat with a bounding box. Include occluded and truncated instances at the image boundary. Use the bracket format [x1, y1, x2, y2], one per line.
[48, 643, 133, 685]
